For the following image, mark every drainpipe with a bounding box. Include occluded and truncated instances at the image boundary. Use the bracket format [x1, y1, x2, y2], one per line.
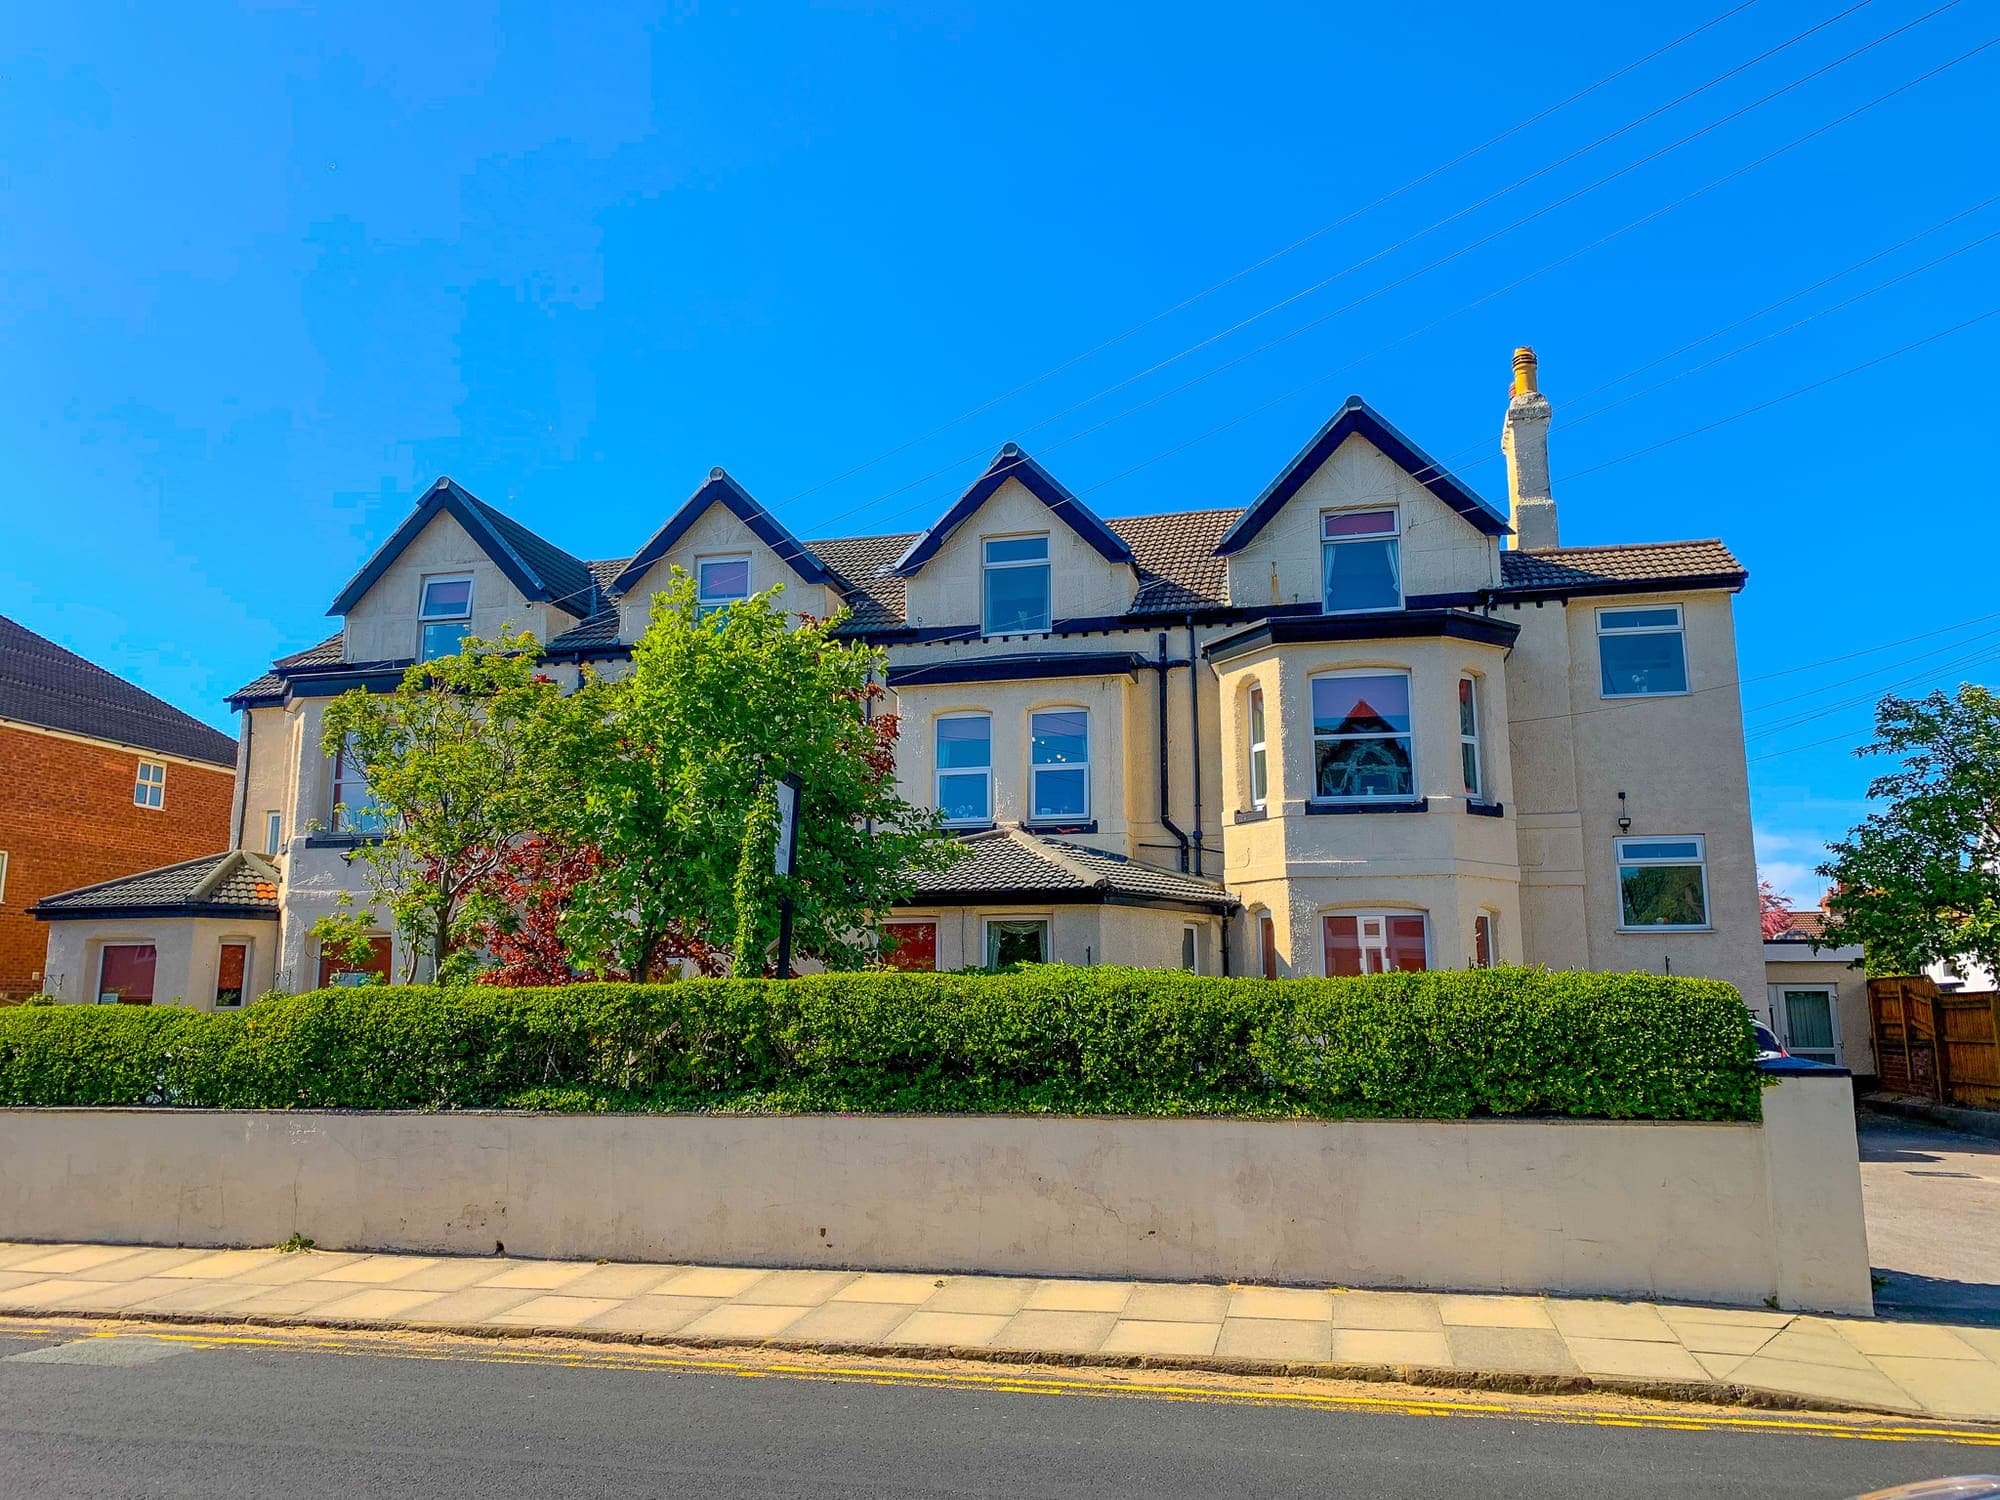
[1152, 634, 1191, 874]
[1186, 617, 1205, 880]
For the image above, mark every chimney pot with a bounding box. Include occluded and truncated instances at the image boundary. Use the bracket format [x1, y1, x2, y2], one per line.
[1512, 346, 1538, 397]
[1502, 346, 1559, 551]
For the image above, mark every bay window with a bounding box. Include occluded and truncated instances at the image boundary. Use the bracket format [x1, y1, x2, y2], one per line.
[935, 715, 993, 825]
[331, 738, 388, 835]
[1323, 912, 1428, 976]
[983, 536, 1052, 634]
[1029, 709, 1089, 821]
[1311, 672, 1414, 801]
[985, 917, 1050, 967]
[1321, 508, 1401, 613]
[1458, 677, 1483, 800]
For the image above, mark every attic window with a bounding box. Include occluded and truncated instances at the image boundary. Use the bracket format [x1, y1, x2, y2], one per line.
[418, 575, 473, 661]
[983, 536, 1051, 635]
[1321, 509, 1401, 613]
[697, 556, 751, 617]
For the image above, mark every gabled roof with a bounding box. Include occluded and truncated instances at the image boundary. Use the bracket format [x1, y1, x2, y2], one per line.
[1497, 540, 1747, 599]
[0, 613, 238, 767]
[609, 469, 833, 597]
[326, 477, 599, 619]
[907, 828, 1235, 911]
[893, 445, 1136, 577]
[1217, 397, 1510, 555]
[31, 850, 282, 920]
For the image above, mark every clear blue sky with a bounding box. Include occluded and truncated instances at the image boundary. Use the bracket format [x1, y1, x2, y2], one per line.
[5, 1, 1994, 904]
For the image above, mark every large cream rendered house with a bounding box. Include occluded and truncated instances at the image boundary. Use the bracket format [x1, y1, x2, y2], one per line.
[41, 350, 1767, 1012]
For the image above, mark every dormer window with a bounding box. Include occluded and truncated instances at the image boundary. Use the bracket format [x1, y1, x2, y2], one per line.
[418, 575, 473, 661]
[697, 556, 751, 618]
[983, 536, 1051, 635]
[1321, 508, 1400, 613]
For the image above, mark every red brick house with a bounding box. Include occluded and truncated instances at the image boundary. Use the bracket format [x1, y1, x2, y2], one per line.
[0, 614, 238, 998]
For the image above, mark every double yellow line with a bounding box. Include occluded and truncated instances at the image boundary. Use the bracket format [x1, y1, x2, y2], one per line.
[20, 1320, 2000, 1448]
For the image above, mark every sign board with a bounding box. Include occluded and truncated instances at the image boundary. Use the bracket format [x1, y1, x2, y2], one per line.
[773, 774, 801, 878]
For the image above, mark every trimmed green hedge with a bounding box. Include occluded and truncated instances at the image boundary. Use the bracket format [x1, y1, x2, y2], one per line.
[0, 967, 1760, 1121]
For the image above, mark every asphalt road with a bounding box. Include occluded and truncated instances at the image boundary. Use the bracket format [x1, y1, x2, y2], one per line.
[1860, 1112, 2000, 1323]
[0, 1323, 1993, 1499]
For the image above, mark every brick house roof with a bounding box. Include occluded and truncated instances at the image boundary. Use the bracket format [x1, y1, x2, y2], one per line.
[1, 614, 238, 767]
[31, 850, 282, 920]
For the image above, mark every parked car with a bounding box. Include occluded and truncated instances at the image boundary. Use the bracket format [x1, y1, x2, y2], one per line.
[1753, 1020, 1787, 1061]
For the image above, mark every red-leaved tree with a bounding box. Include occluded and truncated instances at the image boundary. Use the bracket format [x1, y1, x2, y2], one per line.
[1758, 879, 1794, 940]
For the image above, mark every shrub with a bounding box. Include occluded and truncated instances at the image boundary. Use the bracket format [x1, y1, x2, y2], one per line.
[0, 967, 1761, 1121]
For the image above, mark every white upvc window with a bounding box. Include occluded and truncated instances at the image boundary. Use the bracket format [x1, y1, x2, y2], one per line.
[1180, 924, 1200, 973]
[1616, 835, 1710, 930]
[1770, 984, 1841, 1065]
[264, 810, 284, 856]
[697, 555, 751, 617]
[984, 916, 1050, 967]
[982, 535, 1052, 635]
[418, 574, 474, 661]
[1247, 684, 1268, 809]
[134, 760, 166, 808]
[1472, 911, 1495, 969]
[1323, 910, 1429, 975]
[935, 714, 993, 825]
[1597, 604, 1688, 698]
[1309, 671, 1415, 802]
[1458, 676, 1483, 800]
[1321, 507, 1401, 613]
[1029, 709, 1089, 821]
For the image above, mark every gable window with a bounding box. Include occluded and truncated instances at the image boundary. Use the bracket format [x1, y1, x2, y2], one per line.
[1311, 673, 1413, 801]
[1458, 677, 1483, 800]
[983, 536, 1051, 635]
[935, 715, 993, 825]
[1029, 709, 1089, 821]
[1323, 911, 1428, 976]
[985, 917, 1049, 967]
[419, 574, 473, 661]
[264, 810, 284, 856]
[697, 556, 751, 617]
[1597, 605, 1688, 697]
[331, 738, 388, 835]
[215, 942, 249, 1007]
[134, 760, 166, 809]
[1321, 508, 1401, 613]
[1247, 685, 1268, 809]
[1616, 836, 1710, 930]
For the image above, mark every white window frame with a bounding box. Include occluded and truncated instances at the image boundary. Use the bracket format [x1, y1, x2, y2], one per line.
[0, 850, 8, 904]
[1308, 669, 1416, 804]
[330, 737, 386, 835]
[1768, 983, 1842, 1065]
[934, 714, 993, 827]
[1615, 835, 1712, 932]
[134, 760, 166, 809]
[1596, 604, 1689, 699]
[264, 810, 284, 856]
[696, 554, 752, 616]
[981, 534, 1052, 636]
[214, 939, 251, 1008]
[1180, 923, 1200, 974]
[1471, 910, 1495, 969]
[1458, 676, 1483, 801]
[418, 572, 474, 661]
[1247, 683, 1268, 809]
[983, 914, 1052, 968]
[97, 942, 158, 1004]
[1323, 909, 1431, 975]
[1319, 506, 1402, 615]
[1028, 707, 1090, 822]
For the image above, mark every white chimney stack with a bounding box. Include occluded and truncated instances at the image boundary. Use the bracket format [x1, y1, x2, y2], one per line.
[1502, 346, 1558, 551]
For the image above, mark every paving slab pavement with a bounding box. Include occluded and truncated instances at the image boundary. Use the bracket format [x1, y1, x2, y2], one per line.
[3, 1239, 2000, 1422]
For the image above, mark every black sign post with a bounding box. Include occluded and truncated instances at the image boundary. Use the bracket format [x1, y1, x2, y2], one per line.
[773, 772, 802, 980]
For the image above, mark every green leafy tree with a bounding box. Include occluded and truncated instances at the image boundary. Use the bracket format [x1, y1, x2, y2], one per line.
[319, 633, 572, 983]
[564, 571, 958, 976]
[1819, 684, 2000, 977]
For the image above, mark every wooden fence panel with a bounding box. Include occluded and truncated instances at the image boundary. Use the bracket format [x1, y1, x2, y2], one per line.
[1870, 976, 2000, 1110]
[1941, 992, 2000, 1110]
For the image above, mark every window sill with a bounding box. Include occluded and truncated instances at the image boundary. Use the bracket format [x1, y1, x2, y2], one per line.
[1598, 690, 1692, 701]
[1304, 798, 1428, 816]
[1022, 819, 1096, 835]
[943, 822, 997, 836]
[303, 832, 384, 850]
[1465, 799, 1505, 818]
[1233, 807, 1268, 824]
[1616, 925, 1715, 935]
